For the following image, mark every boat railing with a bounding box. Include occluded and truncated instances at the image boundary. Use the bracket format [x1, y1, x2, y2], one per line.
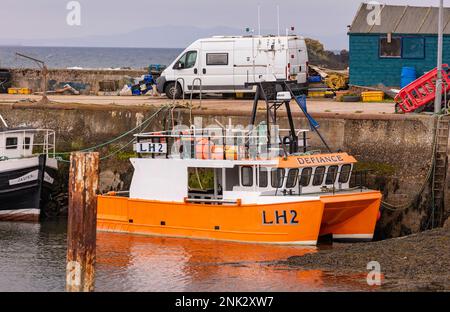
[134, 127, 310, 160]
[0, 129, 56, 160]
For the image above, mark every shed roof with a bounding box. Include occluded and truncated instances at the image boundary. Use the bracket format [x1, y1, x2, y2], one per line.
[349, 3, 450, 34]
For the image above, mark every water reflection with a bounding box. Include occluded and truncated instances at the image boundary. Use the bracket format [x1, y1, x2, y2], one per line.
[0, 221, 373, 292]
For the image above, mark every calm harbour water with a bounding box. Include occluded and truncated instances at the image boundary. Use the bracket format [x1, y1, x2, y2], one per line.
[0, 46, 183, 69]
[0, 220, 372, 292]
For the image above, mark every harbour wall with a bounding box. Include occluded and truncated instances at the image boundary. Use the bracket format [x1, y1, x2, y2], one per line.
[0, 102, 442, 238]
[7, 68, 148, 95]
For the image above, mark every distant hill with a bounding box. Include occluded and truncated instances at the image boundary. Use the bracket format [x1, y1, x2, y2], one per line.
[0, 25, 347, 51]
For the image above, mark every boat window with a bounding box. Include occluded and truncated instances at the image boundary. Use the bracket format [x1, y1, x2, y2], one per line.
[206, 53, 229, 66]
[286, 169, 299, 188]
[271, 168, 285, 188]
[300, 167, 312, 187]
[325, 166, 339, 185]
[339, 164, 352, 183]
[24, 137, 31, 150]
[6, 137, 18, 150]
[258, 167, 268, 188]
[174, 51, 198, 69]
[241, 166, 253, 187]
[312, 166, 326, 186]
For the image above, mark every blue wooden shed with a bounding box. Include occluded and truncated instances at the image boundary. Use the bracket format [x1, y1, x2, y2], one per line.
[349, 3, 450, 87]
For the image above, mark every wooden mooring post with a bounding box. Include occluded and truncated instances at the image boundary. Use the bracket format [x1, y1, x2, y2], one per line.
[66, 152, 99, 292]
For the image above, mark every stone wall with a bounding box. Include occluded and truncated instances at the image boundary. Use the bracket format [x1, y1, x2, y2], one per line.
[0, 103, 439, 238]
[8, 68, 148, 95]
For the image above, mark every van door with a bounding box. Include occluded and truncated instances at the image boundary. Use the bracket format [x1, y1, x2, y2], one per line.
[199, 41, 234, 93]
[172, 50, 199, 93]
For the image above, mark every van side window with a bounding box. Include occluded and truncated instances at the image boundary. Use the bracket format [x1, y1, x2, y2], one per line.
[241, 166, 253, 187]
[206, 53, 228, 66]
[286, 169, 299, 188]
[300, 167, 312, 187]
[325, 166, 339, 185]
[6, 137, 18, 150]
[339, 164, 352, 183]
[312, 166, 326, 186]
[174, 51, 198, 69]
[271, 168, 285, 188]
[258, 167, 268, 188]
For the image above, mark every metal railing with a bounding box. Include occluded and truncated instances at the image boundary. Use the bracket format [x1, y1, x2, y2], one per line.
[135, 127, 310, 161]
[0, 129, 56, 160]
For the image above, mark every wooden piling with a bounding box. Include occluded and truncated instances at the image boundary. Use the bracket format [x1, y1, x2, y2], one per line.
[66, 152, 99, 292]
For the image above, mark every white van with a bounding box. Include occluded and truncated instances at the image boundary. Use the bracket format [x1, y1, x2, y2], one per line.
[156, 35, 309, 98]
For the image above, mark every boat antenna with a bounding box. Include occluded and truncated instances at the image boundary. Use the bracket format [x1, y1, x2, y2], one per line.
[0, 114, 8, 128]
[277, 5, 280, 37]
[258, 5, 261, 36]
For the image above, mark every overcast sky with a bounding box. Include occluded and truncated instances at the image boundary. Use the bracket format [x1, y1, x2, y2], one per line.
[0, 0, 447, 49]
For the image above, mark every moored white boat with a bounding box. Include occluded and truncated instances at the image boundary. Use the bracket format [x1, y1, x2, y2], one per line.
[0, 115, 59, 221]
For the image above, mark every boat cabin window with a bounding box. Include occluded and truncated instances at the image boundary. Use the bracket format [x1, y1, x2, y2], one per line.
[339, 164, 352, 183]
[286, 169, 299, 188]
[24, 137, 31, 150]
[6, 137, 18, 150]
[312, 166, 326, 186]
[300, 167, 312, 187]
[325, 166, 339, 185]
[241, 166, 253, 187]
[271, 168, 285, 188]
[258, 167, 268, 188]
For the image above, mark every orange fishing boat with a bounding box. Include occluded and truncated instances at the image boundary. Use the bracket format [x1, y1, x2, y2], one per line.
[97, 82, 382, 245]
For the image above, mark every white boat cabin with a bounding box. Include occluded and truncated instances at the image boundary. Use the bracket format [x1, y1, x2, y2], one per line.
[0, 128, 56, 160]
[130, 128, 360, 204]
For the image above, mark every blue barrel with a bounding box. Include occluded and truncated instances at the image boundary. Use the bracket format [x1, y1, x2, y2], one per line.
[401, 67, 417, 88]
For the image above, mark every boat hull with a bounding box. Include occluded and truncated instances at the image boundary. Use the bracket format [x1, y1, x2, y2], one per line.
[0, 156, 58, 222]
[97, 191, 382, 245]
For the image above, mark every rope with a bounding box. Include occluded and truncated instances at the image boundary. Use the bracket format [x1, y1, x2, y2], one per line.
[55, 106, 168, 162]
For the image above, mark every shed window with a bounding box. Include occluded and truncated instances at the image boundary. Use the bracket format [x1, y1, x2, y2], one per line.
[339, 164, 352, 183]
[206, 53, 229, 66]
[312, 166, 326, 186]
[271, 168, 285, 188]
[402, 37, 425, 59]
[300, 167, 312, 187]
[241, 166, 253, 187]
[325, 166, 339, 185]
[258, 167, 268, 188]
[6, 137, 18, 150]
[286, 169, 299, 188]
[24, 137, 31, 150]
[380, 37, 401, 58]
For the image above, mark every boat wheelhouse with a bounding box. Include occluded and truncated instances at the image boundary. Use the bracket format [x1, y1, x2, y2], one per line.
[0, 115, 59, 221]
[97, 81, 382, 245]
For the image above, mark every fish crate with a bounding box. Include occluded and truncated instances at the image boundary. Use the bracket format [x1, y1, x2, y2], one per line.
[9, 88, 32, 95]
[361, 91, 384, 102]
[308, 91, 326, 98]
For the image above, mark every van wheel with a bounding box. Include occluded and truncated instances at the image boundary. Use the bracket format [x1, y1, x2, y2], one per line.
[165, 82, 183, 99]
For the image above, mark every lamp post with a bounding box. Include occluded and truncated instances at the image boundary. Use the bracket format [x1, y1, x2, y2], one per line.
[434, 0, 444, 114]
